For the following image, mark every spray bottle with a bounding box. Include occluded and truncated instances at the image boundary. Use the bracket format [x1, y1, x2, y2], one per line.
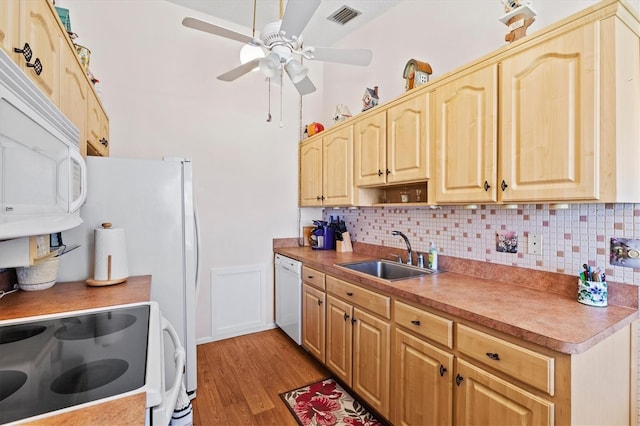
[428, 242, 438, 271]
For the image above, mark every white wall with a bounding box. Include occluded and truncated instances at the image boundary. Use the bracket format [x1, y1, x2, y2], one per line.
[57, 0, 323, 342]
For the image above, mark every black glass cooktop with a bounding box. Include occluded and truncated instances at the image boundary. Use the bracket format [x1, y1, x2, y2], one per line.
[0, 304, 150, 424]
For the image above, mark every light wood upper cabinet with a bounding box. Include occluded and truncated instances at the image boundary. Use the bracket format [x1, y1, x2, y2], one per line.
[387, 93, 429, 184]
[86, 87, 110, 156]
[60, 42, 89, 157]
[0, 1, 19, 55]
[354, 110, 386, 186]
[499, 22, 598, 202]
[18, 0, 62, 104]
[354, 94, 429, 187]
[299, 126, 355, 207]
[433, 65, 498, 204]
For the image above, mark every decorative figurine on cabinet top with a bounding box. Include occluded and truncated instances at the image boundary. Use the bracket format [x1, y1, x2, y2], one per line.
[499, 0, 536, 43]
[403, 59, 432, 91]
[333, 104, 352, 124]
[362, 86, 379, 112]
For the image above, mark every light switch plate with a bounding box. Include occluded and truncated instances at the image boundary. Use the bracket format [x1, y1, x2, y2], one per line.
[528, 234, 542, 255]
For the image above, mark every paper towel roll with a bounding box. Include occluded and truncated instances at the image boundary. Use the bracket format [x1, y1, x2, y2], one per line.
[89, 222, 128, 285]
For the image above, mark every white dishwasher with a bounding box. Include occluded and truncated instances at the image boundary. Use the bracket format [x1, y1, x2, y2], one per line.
[275, 254, 302, 345]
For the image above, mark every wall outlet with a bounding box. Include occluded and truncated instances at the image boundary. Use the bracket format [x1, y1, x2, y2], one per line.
[528, 234, 542, 255]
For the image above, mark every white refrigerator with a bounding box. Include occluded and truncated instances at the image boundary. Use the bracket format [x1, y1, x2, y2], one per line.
[57, 156, 199, 398]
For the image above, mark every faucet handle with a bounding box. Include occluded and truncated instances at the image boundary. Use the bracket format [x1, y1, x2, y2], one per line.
[417, 253, 425, 268]
[391, 254, 403, 263]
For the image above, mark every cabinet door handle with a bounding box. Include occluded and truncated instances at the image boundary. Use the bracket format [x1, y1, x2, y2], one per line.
[320, 195, 325, 201]
[483, 181, 491, 191]
[377, 169, 383, 176]
[410, 320, 421, 326]
[439, 364, 447, 377]
[14, 43, 33, 62]
[351, 317, 357, 325]
[501, 180, 508, 191]
[346, 292, 353, 297]
[385, 169, 391, 176]
[307, 275, 314, 279]
[343, 313, 350, 321]
[317, 300, 323, 306]
[455, 374, 463, 386]
[26, 57, 43, 76]
[486, 352, 500, 361]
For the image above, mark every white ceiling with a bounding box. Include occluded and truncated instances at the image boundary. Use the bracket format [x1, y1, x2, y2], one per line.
[165, 0, 402, 47]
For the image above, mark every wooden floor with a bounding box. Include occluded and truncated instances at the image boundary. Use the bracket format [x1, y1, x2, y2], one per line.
[192, 328, 329, 425]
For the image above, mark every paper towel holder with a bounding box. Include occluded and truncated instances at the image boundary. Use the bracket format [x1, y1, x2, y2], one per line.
[86, 222, 129, 287]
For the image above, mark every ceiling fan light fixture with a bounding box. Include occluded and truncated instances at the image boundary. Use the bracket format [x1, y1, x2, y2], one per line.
[239, 44, 265, 69]
[284, 59, 307, 83]
[260, 53, 281, 79]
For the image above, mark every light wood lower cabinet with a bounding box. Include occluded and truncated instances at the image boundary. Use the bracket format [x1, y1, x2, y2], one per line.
[393, 328, 453, 426]
[454, 358, 554, 426]
[301, 283, 325, 363]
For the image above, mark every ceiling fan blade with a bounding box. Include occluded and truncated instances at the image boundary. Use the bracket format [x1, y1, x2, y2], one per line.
[217, 58, 261, 81]
[293, 76, 317, 96]
[182, 17, 253, 44]
[280, 0, 321, 39]
[310, 47, 373, 66]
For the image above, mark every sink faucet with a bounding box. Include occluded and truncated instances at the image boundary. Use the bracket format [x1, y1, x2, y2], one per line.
[391, 230, 413, 265]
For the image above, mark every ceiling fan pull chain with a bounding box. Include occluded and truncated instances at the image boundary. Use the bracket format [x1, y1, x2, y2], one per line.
[266, 78, 272, 122]
[280, 68, 284, 128]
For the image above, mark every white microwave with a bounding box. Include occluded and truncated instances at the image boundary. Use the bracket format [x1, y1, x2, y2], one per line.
[0, 48, 86, 240]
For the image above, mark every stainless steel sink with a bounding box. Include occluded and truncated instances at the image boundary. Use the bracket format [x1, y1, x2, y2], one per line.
[337, 260, 437, 281]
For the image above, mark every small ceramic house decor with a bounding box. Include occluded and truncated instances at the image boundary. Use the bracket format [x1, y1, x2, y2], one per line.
[403, 59, 432, 91]
[362, 86, 379, 112]
[499, 0, 536, 43]
[333, 104, 352, 124]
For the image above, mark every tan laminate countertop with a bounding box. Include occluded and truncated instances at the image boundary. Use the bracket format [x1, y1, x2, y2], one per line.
[1, 276, 152, 425]
[275, 246, 638, 354]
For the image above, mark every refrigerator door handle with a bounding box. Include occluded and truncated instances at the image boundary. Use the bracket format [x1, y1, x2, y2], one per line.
[194, 202, 201, 292]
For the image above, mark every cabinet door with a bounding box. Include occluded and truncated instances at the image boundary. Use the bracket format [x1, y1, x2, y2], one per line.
[322, 126, 354, 206]
[352, 307, 390, 419]
[387, 93, 429, 184]
[500, 22, 597, 202]
[302, 284, 325, 363]
[60, 42, 89, 157]
[434, 65, 498, 203]
[0, 1, 20, 56]
[454, 359, 553, 426]
[354, 110, 386, 186]
[19, 0, 62, 103]
[325, 295, 353, 386]
[299, 138, 323, 206]
[86, 89, 110, 156]
[393, 328, 453, 426]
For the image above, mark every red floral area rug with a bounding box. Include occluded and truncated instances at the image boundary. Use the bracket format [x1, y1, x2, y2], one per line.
[280, 377, 385, 426]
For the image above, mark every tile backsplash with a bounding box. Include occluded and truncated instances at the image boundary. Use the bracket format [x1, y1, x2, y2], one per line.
[324, 203, 640, 286]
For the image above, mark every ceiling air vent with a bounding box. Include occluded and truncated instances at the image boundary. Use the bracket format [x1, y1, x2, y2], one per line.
[327, 5, 362, 25]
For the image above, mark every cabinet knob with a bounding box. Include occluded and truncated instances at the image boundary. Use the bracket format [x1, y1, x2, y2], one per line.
[346, 292, 353, 297]
[385, 169, 391, 176]
[439, 364, 447, 377]
[455, 374, 464, 386]
[316, 196, 322, 201]
[485, 352, 500, 361]
[26, 57, 43, 76]
[343, 313, 350, 321]
[317, 300, 323, 306]
[100, 137, 109, 147]
[351, 317, 357, 325]
[377, 169, 383, 176]
[483, 181, 491, 191]
[410, 320, 421, 326]
[14, 43, 33, 62]
[501, 180, 509, 191]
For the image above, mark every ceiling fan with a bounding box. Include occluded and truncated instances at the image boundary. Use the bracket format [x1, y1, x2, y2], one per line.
[182, 0, 373, 96]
